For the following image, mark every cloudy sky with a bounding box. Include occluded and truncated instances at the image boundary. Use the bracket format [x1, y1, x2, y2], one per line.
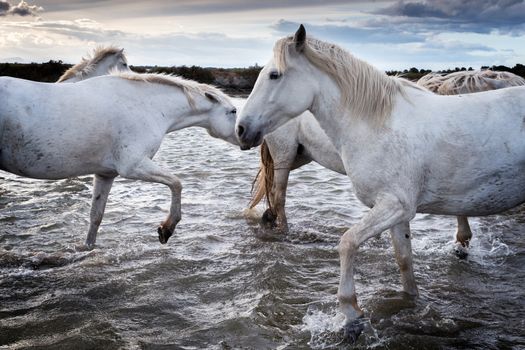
[1, 0, 524, 70]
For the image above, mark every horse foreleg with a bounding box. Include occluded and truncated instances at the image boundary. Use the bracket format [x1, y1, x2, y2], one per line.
[85, 174, 115, 248]
[390, 221, 418, 295]
[454, 215, 472, 259]
[119, 158, 182, 244]
[338, 194, 413, 342]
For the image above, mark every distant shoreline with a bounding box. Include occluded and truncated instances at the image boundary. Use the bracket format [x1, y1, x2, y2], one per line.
[1, 61, 524, 95]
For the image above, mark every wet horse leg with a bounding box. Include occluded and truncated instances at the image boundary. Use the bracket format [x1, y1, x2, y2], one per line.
[338, 193, 412, 342]
[390, 222, 418, 295]
[119, 157, 182, 244]
[86, 174, 115, 248]
[454, 215, 472, 258]
[261, 140, 298, 229]
[267, 167, 291, 229]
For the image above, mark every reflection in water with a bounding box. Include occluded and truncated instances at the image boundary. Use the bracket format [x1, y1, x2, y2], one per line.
[1, 99, 524, 349]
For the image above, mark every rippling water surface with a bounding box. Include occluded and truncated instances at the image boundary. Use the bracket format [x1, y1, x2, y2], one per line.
[1, 99, 524, 349]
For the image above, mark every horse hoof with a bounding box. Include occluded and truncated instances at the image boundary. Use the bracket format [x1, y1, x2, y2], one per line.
[157, 226, 173, 244]
[340, 315, 365, 344]
[261, 209, 277, 227]
[454, 243, 469, 259]
[77, 243, 95, 252]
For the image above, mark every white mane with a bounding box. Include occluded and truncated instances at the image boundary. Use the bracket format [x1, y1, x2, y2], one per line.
[57, 46, 127, 82]
[273, 35, 418, 126]
[417, 70, 525, 95]
[111, 71, 229, 110]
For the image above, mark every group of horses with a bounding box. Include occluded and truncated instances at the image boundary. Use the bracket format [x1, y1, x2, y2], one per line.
[2, 25, 525, 342]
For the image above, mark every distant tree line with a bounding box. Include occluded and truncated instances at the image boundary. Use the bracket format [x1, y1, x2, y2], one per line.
[386, 64, 525, 81]
[1, 60, 524, 93]
[0, 60, 71, 82]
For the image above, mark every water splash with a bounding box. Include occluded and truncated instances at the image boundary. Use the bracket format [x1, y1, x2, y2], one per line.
[301, 303, 346, 349]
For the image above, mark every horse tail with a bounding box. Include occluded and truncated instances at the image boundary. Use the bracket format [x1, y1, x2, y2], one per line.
[249, 140, 274, 211]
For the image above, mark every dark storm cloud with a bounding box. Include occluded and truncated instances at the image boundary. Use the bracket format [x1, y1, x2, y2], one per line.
[35, 0, 369, 15]
[0, 0, 43, 16]
[272, 19, 425, 44]
[0, 1, 10, 12]
[272, 19, 497, 55]
[375, 0, 525, 34]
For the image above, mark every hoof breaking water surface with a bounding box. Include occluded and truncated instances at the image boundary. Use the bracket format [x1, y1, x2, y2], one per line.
[1, 99, 524, 349]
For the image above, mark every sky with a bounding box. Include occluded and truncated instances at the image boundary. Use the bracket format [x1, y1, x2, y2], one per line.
[0, 0, 524, 71]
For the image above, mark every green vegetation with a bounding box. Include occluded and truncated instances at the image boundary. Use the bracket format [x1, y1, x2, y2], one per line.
[1, 60, 524, 93]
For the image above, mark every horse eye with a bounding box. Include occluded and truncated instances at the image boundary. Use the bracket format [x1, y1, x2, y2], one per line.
[269, 71, 280, 80]
[229, 108, 237, 115]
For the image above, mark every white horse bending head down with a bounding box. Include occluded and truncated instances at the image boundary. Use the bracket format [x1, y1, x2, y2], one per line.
[236, 25, 525, 343]
[0, 71, 238, 247]
[57, 46, 131, 83]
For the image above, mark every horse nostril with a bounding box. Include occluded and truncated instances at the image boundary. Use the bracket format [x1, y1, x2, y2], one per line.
[237, 124, 245, 138]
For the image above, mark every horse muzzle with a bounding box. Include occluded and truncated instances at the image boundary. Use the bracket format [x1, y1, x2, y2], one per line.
[236, 122, 263, 150]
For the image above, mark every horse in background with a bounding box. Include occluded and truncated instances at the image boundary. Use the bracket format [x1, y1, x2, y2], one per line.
[250, 68, 525, 258]
[57, 46, 130, 83]
[416, 69, 525, 254]
[0, 72, 238, 247]
[417, 69, 525, 95]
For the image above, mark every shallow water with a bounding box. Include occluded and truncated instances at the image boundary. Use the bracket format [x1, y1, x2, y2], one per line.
[1, 99, 524, 349]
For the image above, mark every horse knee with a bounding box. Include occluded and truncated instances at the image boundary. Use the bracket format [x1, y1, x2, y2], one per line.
[339, 233, 359, 254]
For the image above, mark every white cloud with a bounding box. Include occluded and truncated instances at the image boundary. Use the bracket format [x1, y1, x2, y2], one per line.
[0, 18, 273, 67]
[0, 1, 523, 70]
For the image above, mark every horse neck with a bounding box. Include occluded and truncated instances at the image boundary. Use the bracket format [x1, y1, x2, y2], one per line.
[307, 71, 363, 152]
[86, 57, 116, 78]
[162, 92, 213, 134]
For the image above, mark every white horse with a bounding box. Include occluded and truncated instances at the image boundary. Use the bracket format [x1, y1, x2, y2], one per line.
[417, 69, 525, 254]
[57, 46, 130, 82]
[417, 69, 525, 95]
[0, 72, 238, 247]
[250, 69, 525, 258]
[236, 25, 525, 342]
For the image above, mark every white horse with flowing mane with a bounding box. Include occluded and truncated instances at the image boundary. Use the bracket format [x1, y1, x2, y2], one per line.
[0, 72, 238, 247]
[250, 68, 525, 259]
[236, 25, 525, 342]
[417, 69, 525, 95]
[57, 46, 130, 82]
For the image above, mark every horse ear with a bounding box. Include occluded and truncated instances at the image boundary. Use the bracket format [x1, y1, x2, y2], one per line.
[205, 92, 218, 103]
[293, 24, 306, 52]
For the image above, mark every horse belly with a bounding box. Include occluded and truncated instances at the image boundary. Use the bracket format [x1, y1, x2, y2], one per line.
[418, 163, 525, 216]
[0, 117, 113, 179]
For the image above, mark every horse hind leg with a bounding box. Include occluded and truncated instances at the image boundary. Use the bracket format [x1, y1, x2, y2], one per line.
[85, 174, 115, 248]
[267, 145, 312, 230]
[454, 216, 472, 259]
[118, 157, 182, 244]
[266, 166, 291, 229]
[390, 222, 418, 295]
